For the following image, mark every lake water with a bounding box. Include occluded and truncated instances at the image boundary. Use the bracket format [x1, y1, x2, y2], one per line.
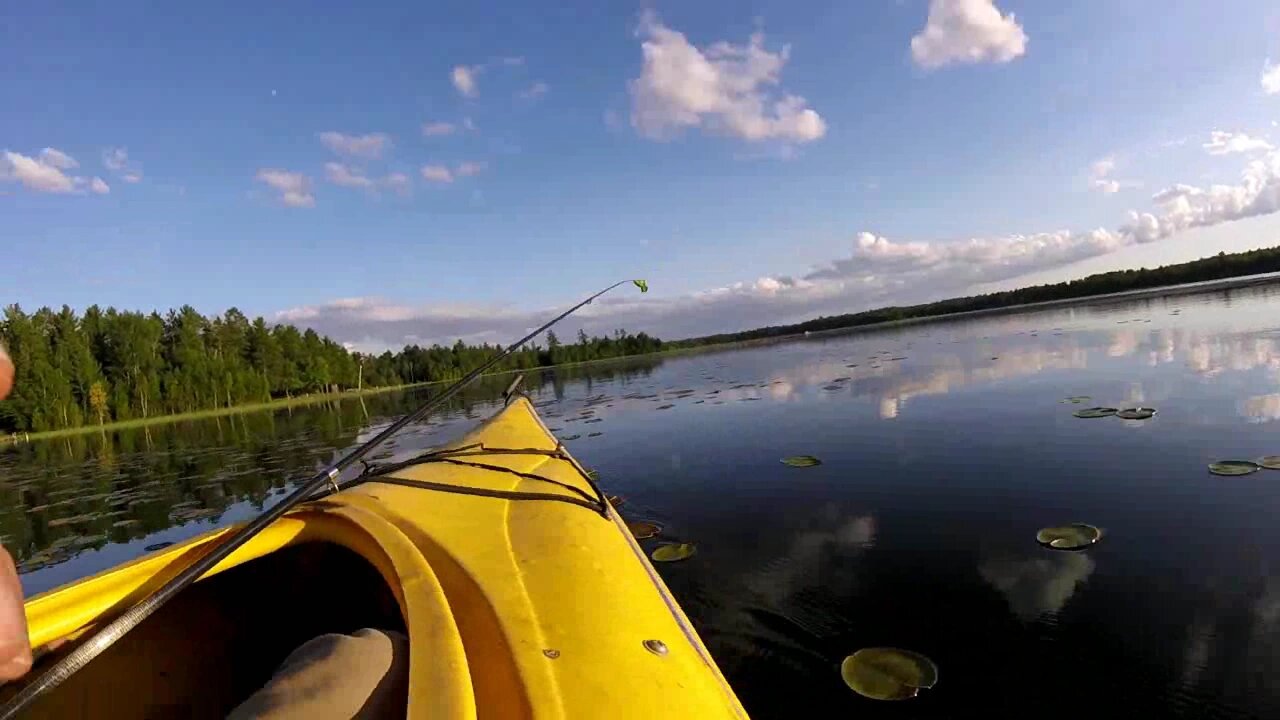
[5, 281, 1280, 718]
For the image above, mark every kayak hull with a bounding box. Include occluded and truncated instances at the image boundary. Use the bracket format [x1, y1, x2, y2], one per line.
[10, 397, 748, 719]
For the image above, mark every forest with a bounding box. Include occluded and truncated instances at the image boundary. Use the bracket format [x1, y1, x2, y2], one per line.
[0, 304, 663, 434]
[671, 245, 1280, 349]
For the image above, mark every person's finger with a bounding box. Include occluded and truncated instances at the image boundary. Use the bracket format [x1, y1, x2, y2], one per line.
[0, 547, 31, 681]
[0, 343, 12, 401]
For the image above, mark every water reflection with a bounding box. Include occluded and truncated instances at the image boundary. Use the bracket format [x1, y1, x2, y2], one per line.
[979, 552, 1095, 622]
[6, 281, 1280, 717]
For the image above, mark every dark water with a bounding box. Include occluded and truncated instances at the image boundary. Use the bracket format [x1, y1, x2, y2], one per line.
[6, 282, 1280, 718]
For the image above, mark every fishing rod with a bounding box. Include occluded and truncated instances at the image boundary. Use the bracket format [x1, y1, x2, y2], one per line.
[0, 278, 649, 718]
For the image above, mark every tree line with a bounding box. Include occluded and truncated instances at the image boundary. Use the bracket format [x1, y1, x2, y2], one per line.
[0, 303, 664, 434]
[670, 245, 1280, 348]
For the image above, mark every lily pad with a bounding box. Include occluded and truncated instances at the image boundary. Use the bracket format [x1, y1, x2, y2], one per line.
[1258, 456, 1280, 470]
[1061, 396, 1092, 404]
[627, 521, 662, 540]
[781, 455, 822, 468]
[1209, 460, 1260, 476]
[1116, 407, 1157, 420]
[1073, 407, 1118, 419]
[1036, 523, 1103, 550]
[656, 404, 675, 410]
[651, 542, 696, 563]
[840, 648, 938, 701]
[561, 434, 581, 441]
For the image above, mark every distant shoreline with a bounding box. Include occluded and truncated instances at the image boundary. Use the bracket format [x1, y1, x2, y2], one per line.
[6, 270, 1280, 445]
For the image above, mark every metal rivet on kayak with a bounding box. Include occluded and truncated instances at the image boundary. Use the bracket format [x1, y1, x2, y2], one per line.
[542, 649, 560, 659]
[643, 639, 668, 656]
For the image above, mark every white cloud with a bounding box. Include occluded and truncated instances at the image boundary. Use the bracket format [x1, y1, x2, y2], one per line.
[255, 168, 315, 207]
[324, 162, 375, 188]
[89, 177, 109, 194]
[1, 149, 77, 193]
[383, 172, 411, 196]
[101, 147, 142, 182]
[1088, 155, 1140, 194]
[498, 56, 525, 67]
[451, 65, 479, 97]
[273, 149, 1280, 351]
[318, 131, 390, 159]
[910, 0, 1027, 69]
[455, 161, 486, 177]
[1203, 130, 1273, 156]
[628, 13, 826, 143]
[520, 81, 549, 99]
[102, 147, 128, 171]
[1091, 156, 1115, 179]
[421, 165, 453, 183]
[39, 147, 78, 169]
[1122, 150, 1280, 242]
[422, 122, 457, 137]
[1263, 59, 1280, 95]
[325, 163, 411, 195]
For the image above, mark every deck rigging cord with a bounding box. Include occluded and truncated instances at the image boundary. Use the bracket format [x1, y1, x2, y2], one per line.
[0, 279, 648, 718]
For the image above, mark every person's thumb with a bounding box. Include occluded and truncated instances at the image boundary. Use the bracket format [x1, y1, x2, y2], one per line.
[0, 548, 31, 682]
[0, 342, 12, 401]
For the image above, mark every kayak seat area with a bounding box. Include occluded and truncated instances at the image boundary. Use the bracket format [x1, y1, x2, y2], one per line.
[10, 540, 407, 719]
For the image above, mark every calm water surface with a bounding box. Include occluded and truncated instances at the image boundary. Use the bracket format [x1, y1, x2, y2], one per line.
[6, 282, 1280, 718]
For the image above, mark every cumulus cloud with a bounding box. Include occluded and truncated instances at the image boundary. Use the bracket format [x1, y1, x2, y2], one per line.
[422, 122, 457, 137]
[1122, 150, 1280, 242]
[451, 65, 479, 97]
[318, 131, 390, 159]
[420, 165, 453, 183]
[910, 0, 1027, 69]
[1091, 156, 1120, 193]
[383, 172, 411, 196]
[102, 147, 128, 171]
[628, 12, 826, 143]
[324, 162, 374, 188]
[255, 168, 315, 207]
[102, 147, 142, 182]
[1263, 59, 1280, 95]
[1203, 130, 1273, 156]
[272, 148, 1280, 351]
[89, 177, 109, 194]
[39, 147, 78, 169]
[1, 149, 78, 193]
[324, 163, 411, 195]
[1089, 155, 1138, 193]
[420, 162, 485, 183]
[519, 81, 549, 100]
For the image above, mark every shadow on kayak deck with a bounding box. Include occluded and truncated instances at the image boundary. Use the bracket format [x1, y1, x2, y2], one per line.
[5, 542, 404, 719]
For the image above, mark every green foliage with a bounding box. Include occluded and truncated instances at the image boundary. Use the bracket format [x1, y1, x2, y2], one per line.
[0, 302, 667, 434]
[781, 455, 822, 467]
[632, 279, 649, 293]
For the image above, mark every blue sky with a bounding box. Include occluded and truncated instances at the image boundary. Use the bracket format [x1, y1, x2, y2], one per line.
[5, 0, 1280, 349]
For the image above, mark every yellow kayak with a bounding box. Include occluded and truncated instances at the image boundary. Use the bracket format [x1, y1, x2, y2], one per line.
[9, 396, 749, 719]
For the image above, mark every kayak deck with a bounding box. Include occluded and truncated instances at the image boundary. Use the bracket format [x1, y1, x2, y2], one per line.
[8, 396, 748, 719]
